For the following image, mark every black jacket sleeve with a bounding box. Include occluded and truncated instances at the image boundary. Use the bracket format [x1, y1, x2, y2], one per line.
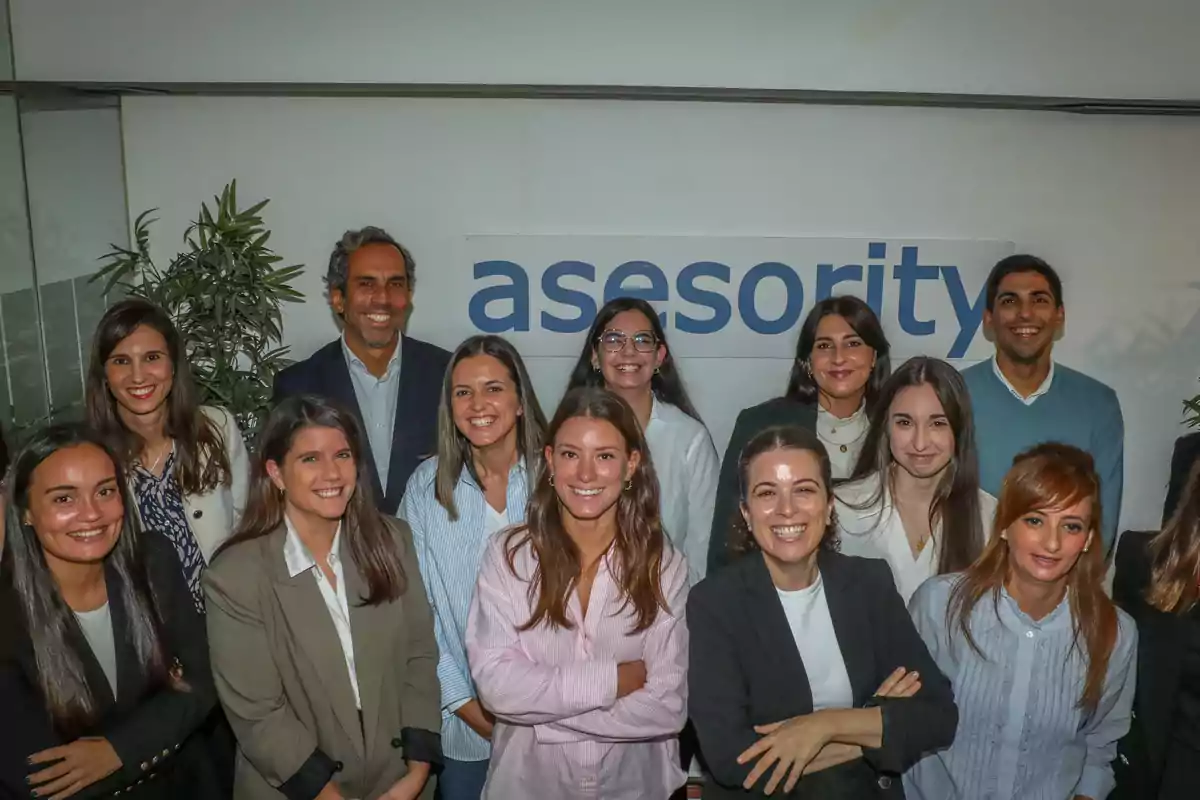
[707, 408, 756, 577]
[686, 581, 762, 789]
[98, 538, 217, 791]
[859, 560, 958, 775]
[1112, 531, 1150, 613]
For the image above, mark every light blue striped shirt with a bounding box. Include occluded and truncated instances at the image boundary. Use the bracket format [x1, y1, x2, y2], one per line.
[400, 455, 530, 762]
[342, 335, 402, 488]
[904, 574, 1137, 800]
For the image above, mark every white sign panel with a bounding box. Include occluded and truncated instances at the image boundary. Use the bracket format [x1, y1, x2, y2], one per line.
[460, 236, 1014, 360]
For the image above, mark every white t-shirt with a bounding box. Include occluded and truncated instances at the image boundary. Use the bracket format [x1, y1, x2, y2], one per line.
[484, 503, 509, 536]
[775, 572, 854, 710]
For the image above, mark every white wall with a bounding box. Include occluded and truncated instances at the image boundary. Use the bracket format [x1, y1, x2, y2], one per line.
[0, 97, 34, 295]
[121, 96, 1200, 534]
[21, 107, 128, 284]
[12, 0, 1200, 99]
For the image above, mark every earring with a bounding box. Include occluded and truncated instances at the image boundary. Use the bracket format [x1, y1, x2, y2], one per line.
[548, 474, 555, 487]
[624, 479, 633, 491]
[1083, 546, 1090, 553]
[1000, 532, 1007, 541]
[593, 364, 600, 373]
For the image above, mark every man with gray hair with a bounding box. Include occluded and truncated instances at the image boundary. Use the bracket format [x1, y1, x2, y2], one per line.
[273, 226, 450, 514]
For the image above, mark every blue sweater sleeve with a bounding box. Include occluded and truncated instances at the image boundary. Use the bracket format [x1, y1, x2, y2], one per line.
[1092, 390, 1124, 550]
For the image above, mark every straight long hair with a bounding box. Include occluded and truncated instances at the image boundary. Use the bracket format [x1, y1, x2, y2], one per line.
[948, 443, 1117, 712]
[728, 425, 839, 558]
[844, 356, 985, 575]
[85, 299, 231, 495]
[217, 395, 406, 604]
[506, 387, 670, 634]
[1146, 460, 1200, 614]
[785, 295, 891, 410]
[3, 425, 171, 738]
[434, 335, 547, 520]
[566, 296, 703, 422]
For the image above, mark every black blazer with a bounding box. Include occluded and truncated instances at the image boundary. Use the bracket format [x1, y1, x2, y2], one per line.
[0, 534, 218, 800]
[687, 550, 957, 799]
[272, 335, 451, 515]
[1163, 432, 1200, 525]
[1111, 530, 1198, 799]
[707, 397, 818, 576]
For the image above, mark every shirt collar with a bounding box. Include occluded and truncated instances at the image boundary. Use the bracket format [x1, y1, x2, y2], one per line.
[341, 332, 403, 379]
[991, 355, 1055, 405]
[816, 400, 869, 439]
[998, 584, 1072, 631]
[283, 515, 344, 579]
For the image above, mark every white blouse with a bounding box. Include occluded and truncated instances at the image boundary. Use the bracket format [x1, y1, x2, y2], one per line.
[835, 471, 998, 603]
[644, 398, 720, 585]
[776, 572, 854, 710]
[282, 517, 360, 708]
[816, 403, 869, 479]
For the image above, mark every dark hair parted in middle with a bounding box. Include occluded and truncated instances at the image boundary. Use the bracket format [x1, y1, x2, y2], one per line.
[844, 356, 985, 575]
[85, 298, 232, 495]
[434, 335, 548, 520]
[785, 295, 891, 409]
[505, 386, 670, 634]
[728, 424, 839, 559]
[216, 394, 406, 604]
[4, 424, 172, 738]
[566, 296, 702, 422]
[1146, 459, 1200, 615]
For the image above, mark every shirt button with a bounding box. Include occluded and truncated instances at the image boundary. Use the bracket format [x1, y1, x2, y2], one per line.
[192, 509, 203, 519]
[1025, 631, 1034, 638]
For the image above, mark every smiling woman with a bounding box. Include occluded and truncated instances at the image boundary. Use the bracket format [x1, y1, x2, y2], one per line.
[906, 443, 1138, 800]
[0, 424, 219, 799]
[204, 395, 442, 800]
[466, 387, 690, 800]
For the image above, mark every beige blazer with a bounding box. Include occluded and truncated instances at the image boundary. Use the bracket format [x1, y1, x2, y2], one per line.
[203, 517, 441, 800]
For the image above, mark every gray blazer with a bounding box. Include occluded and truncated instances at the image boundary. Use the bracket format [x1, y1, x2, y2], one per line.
[204, 517, 441, 800]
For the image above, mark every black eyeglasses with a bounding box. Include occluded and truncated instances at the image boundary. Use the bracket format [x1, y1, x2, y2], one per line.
[597, 330, 658, 353]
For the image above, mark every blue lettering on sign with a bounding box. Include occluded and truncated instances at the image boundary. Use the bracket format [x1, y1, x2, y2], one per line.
[467, 242, 989, 358]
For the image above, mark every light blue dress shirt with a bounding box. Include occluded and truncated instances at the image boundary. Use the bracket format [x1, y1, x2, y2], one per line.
[905, 574, 1137, 800]
[400, 455, 530, 762]
[341, 335, 402, 488]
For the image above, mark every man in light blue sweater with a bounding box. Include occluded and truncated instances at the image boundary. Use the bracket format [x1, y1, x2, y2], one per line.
[962, 255, 1124, 549]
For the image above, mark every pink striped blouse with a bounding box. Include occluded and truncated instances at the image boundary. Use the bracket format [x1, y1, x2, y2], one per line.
[466, 531, 690, 799]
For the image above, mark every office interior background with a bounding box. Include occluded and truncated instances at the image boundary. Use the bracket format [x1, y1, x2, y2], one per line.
[2, 0, 1198, 535]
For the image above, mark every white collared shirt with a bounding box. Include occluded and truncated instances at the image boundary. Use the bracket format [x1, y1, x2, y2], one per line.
[341, 333, 403, 487]
[816, 402, 869, 479]
[643, 398, 720, 585]
[835, 471, 998, 603]
[991, 355, 1055, 406]
[283, 516, 360, 708]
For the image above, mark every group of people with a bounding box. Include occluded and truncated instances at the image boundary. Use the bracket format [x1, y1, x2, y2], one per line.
[0, 224, 1196, 800]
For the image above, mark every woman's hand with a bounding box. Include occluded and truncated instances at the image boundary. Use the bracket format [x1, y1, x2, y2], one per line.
[737, 713, 832, 795]
[802, 742, 864, 775]
[454, 699, 496, 740]
[615, 660, 647, 699]
[27, 738, 122, 799]
[380, 762, 431, 800]
[874, 667, 921, 698]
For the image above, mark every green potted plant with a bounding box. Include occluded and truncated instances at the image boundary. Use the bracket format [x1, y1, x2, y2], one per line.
[94, 180, 304, 443]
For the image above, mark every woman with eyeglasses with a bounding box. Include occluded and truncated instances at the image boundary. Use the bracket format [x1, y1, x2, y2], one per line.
[567, 297, 718, 587]
[708, 296, 891, 575]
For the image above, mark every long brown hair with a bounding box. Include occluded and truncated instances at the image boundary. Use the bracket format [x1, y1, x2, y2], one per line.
[216, 395, 406, 604]
[948, 442, 1117, 711]
[505, 387, 670, 634]
[1147, 460, 1200, 614]
[434, 335, 547, 520]
[843, 356, 985, 575]
[85, 299, 231, 495]
[4, 425, 171, 738]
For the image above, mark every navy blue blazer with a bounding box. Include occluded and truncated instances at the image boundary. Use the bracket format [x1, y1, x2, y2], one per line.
[272, 335, 451, 516]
